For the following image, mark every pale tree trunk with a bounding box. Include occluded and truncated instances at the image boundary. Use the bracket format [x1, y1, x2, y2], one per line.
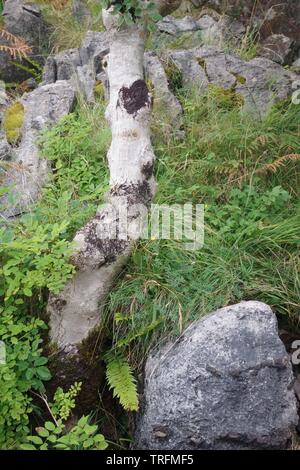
[47, 1, 181, 382]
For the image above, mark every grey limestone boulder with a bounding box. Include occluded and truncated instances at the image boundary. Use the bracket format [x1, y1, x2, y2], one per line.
[0, 81, 75, 218]
[135, 301, 298, 450]
[166, 46, 297, 114]
[259, 34, 296, 65]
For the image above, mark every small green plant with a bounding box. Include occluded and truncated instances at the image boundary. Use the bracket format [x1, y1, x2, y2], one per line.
[105, 353, 139, 412]
[207, 84, 244, 110]
[51, 382, 82, 421]
[21, 416, 108, 450]
[21, 382, 107, 450]
[207, 185, 292, 243]
[102, 0, 162, 32]
[11, 58, 44, 83]
[0, 314, 50, 448]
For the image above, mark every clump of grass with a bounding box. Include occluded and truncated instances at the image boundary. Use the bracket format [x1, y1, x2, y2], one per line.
[104, 88, 300, 369]
[162, 57, 183, 94]
[231, 27, 259, 61]
[38, 0, 104, 52]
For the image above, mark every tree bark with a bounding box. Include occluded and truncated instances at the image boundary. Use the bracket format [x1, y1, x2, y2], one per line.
[48, 2, 181, 356]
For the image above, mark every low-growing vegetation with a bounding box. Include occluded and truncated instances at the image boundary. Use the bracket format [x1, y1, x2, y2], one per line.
[1, 77, 299, 446]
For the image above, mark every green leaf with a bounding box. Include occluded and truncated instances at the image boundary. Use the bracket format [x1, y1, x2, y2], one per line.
[45, 421, 56, 431]
[149, 12, 162, 22]
[77, 415, 89, 428]
[147, 22, 157, 33]
[36, 366, 51, 381]
[124, 12, 133, 25]
[34, 356, 48, 366]
[36, 427, 49, 438]
[27, 436, 43, 445]
[20, 444, 36, 450]
[83, 438, 94, 448]
[105, 354, 139, 412]
[25, 368, 34, 380]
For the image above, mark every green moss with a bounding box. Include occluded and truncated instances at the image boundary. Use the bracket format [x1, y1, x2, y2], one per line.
[4, 101, 25, 144]
[231, 72, 247, 85]
[207, 84, 244, 110]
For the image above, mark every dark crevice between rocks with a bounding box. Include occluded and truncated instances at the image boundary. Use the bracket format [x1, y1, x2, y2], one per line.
[22, 6, 41, 18]
[197, 57, 209, 80]
[43, 325, 127, 443]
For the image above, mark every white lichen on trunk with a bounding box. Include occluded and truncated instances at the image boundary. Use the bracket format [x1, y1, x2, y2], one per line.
[48, 2, 181, 354]
[48, 13, 154, 353]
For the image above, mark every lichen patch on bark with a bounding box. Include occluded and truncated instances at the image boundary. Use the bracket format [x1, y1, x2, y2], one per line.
[118, 79, 151, 117]
[110, 181, 152, 206]
[83, 216, 129, 263]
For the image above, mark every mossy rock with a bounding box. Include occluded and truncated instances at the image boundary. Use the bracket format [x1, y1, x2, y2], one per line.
[3, 101, 24, 144]
[207, 84, 244, 110]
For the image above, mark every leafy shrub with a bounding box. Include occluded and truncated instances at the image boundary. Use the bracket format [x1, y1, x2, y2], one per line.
[21, 382, 107, 450]
[0, 214, 75, 447]
[0, 218, 75, 301]
[22, 415, 108, 450]
[38, 104, 110, 237]
[0, 102, 111, 447]
[0, 314, 50, 448]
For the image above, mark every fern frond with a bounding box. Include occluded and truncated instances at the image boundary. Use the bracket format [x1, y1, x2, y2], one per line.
[0, 29, 32, 59]
[105, 354, 139, 412]
[255, 154, 300, 175]
[229, 154, 300, 187]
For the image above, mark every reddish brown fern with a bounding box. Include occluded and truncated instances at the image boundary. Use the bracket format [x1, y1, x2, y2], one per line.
[0, 30, 32, 59]
[228, 153, 300, 187]
[254, 154, 300, 174]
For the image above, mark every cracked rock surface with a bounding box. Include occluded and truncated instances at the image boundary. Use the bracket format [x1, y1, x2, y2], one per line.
[166, 45, 298, 115]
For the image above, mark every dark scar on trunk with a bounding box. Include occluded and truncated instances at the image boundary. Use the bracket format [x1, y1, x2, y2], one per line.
[118, 79, 150, 116]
